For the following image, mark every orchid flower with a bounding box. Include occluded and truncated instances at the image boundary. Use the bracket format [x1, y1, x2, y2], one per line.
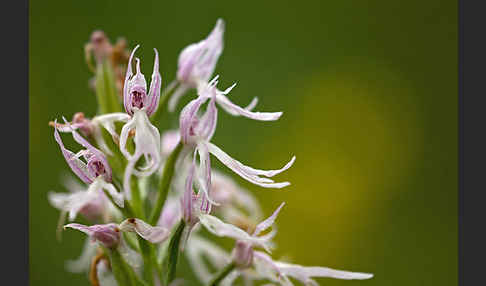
[65, 218, 170, 246]
[179, 88, 295, 211]
[168, 19, 225, 112]
[118, 44, 162, 200]
[54, 118, 113, 184]
[65, 218, 170, 271]
[168, 18, 281, 122]
[199, 202, 285, 256]
[53, 118, 124, 211]
[118, 218, 170, 243]
[199, 202, 373, 285]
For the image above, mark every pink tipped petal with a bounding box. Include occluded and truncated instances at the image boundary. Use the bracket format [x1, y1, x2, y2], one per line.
[177, 42, 206, 83]
[64, 223, 120, 248]
[53, 121, 93, 184]
[195, 98, 218, 142]
[119, 218, 170, 243]
[198, 19, 225, 82]
[176, 19, 225, 86]
[182, 162, 196, 225]
[63, 117, 112, 182]
[206, 142, 292, 189]
[146, 48, 162, 116]
[253, 202, 285, 236]
[215, 93, 282, 121]
[179, 96, 209, 144]
[64, 223, 95, 236]
[124, 45, 140, 114]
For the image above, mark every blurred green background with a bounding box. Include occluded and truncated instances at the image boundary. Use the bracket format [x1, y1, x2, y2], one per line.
[30, 0, 457, 285]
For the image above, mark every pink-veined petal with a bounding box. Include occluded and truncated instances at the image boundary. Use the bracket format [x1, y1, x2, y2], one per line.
[63, 117, 112, 182]
[206, 142, 293, 189]
[146, 48, 162, 116]
[179, 96, 209, 144]
[64, 223, 120, 248]
[124, 45, 139, 114]
[215, 92, 282, 121]
[182, 161, 196, 225]
[195, 98, 218, 141]
[53, 121, 93, 184]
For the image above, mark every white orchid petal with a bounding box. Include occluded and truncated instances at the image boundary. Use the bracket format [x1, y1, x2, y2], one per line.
[275, 261, 374, 281]
[199, 214, 271, 251]
[206, 142, 293, 189]
[216, 93, 282, 121]
[253, 202, 285, 236]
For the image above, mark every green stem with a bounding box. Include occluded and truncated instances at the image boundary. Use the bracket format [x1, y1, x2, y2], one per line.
[131, 176, 145, 219]
[207, 262, 236, 286]
[123, 232, 140, 252]
[162, 220, 186, 285]
[138, 237, 154, 286]
[95, 60, 122, 114]
[149, 142, 184, 225]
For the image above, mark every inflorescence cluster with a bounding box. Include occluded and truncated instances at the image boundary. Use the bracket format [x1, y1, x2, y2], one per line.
[48, 19, 373, 286]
